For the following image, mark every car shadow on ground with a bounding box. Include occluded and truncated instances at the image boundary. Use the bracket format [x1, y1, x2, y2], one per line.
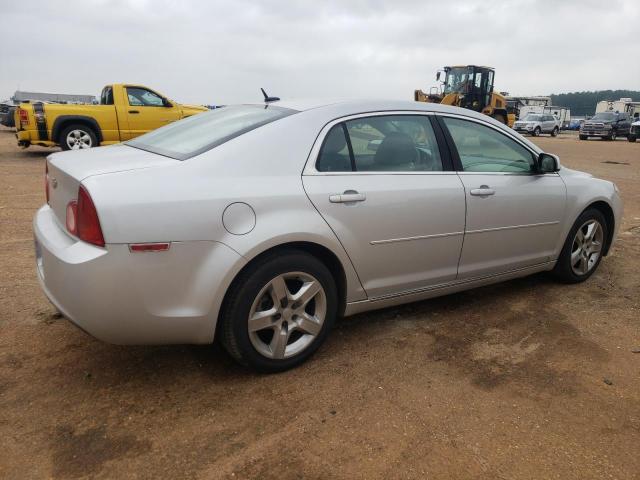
[53, 270, 604, 397]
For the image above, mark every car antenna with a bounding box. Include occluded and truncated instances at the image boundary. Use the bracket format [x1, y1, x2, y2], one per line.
[261, 88, 280, 103]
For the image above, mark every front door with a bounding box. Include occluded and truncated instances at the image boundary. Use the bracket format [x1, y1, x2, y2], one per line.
[303, 114, 466, 298]
[124, 86, 181, 139]
[438, 115, 566, 279]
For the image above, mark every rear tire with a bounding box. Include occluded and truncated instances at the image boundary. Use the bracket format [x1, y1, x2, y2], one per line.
[59, 124, 97, 151]
[219, 250, 338, 372]
[552, 209, 608, 284]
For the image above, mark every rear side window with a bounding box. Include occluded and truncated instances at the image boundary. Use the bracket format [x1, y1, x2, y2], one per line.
[442, 117, 535, 173]
[127, 105, 297, 160]
[316, 125, 351, 172]
[316, 115, 443, 172]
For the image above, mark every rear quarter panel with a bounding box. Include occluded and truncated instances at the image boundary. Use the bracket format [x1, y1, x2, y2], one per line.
[45, 104, 119, 143]
[84, 112, 367, 306]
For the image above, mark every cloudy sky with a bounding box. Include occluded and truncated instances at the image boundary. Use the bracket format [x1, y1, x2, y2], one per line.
[1, 0, 638, 105]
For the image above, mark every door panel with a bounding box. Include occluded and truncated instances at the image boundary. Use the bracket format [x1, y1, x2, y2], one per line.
[303, 174, 466, 298]
[439, 114, 567, 279]
[457, 173, 565, 278]
[124, 87, 181, 138]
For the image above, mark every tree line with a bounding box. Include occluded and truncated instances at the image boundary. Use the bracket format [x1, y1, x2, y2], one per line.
[550, 90, 640, 117]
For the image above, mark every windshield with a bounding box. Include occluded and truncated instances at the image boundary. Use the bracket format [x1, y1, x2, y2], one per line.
[523, 115, 543, 121]
[127, 105, 297, 160]
[443, 67, 474, 94]
[591, 112, 616, 121]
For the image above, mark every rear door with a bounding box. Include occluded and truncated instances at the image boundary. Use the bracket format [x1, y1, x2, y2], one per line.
[303, 113, 466, 299]
[123, 86, 181, 139]
[438, 115, 566, 279]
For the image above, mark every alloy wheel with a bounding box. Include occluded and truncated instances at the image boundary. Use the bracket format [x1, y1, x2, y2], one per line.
[248, 272, 327, 359]
[66, 130, 92, 149]
[570, 219, 604, 275]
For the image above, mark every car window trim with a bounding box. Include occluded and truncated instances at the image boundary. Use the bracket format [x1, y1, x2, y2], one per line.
[434, 113, 556, 176]
[304, 111, 455, 176]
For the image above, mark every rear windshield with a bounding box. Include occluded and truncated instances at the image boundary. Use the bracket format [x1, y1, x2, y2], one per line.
[126, 105, 297, 160]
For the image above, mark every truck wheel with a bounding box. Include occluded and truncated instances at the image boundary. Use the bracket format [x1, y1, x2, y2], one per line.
[492, 113, 507, 125]
[579, 135, 587, 140]
[59, 124, 97, 151]
[605, 131, 617, 141]
[629, 135, 637, 143]
[551, 127, 559, 137]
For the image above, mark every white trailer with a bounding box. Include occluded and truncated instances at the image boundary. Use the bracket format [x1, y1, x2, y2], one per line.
[596, 98, 640, 119]
[519, 105, 544, 119]
[544, 106, 571, 128]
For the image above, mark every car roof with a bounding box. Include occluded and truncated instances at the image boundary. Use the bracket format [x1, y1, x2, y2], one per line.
[262, 98, 496, 122]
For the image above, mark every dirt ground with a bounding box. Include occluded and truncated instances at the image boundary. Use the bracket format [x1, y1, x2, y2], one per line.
[0, 126, 639, 480]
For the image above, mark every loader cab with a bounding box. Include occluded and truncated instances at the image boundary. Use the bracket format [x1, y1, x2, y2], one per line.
[442, 65, 495, 112]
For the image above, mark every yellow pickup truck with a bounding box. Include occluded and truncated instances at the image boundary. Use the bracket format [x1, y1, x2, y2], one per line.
[15, 84, 207, 150]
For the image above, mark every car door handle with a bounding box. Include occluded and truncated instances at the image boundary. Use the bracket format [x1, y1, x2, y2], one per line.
[128, 110, 140, 114]
[329, 191, 366, 203]
[470, 186, 495, 196]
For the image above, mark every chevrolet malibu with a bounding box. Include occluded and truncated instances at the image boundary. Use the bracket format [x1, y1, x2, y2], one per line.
[34, 100, 622, 372]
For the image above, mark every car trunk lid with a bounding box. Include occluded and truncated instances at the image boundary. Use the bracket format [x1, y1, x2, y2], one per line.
[46, 144, 176, 229]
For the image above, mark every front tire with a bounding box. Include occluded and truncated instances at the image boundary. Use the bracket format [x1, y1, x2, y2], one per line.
[59, 124, 97, 151]
[605, 130, 617, 141]
[219, 250, 338, 372]
[532, 126, 541, 137]
[553, 209, 608, 284]
[551, 127, 559, 137]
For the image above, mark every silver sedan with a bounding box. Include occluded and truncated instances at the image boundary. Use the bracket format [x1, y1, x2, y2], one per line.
[34, 99, 623, 372]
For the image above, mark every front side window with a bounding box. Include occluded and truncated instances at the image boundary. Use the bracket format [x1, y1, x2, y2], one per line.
[442, 117, 536, 173]
[317, 115, 443, 172]
[127, 105, 296, 160]
[127, 87, 165, 107]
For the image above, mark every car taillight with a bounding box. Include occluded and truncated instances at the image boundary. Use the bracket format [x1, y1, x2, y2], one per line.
[76, 186, 105, 247]
[45, 162, 50, 204]
[18, 107, 29, 126]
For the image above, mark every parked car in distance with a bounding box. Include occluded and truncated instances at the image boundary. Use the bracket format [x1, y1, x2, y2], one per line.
[568, 119, 584, 131]
[15, 84, 207, 150]
[629, 119, 640, 142]
[34, 100, 622, 372]
[0, 101, 16, 127]
[1, 100, 53, 128]
[513, 114, 560, 136]
[580, 111, 632, 140]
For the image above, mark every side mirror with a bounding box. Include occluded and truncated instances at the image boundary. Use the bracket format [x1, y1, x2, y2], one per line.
[162, 98, 173, 108]
[538, 153, 560, 173]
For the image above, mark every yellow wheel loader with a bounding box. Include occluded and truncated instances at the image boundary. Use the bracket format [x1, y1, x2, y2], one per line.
[414, 65, 515, 127]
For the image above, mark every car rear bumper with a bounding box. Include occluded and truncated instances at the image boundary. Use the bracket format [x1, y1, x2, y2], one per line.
[16, 129, 57, 147]
[33, 205, 245, 345]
